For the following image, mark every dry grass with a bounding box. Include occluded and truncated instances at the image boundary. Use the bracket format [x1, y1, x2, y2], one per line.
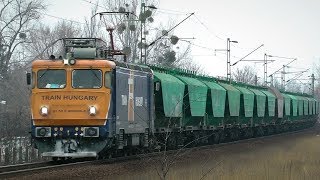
[114, 132, 320, 180]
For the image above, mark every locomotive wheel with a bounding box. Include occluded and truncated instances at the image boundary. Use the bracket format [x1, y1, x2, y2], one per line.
[219, 131, 226, 143]
[108, 153, 112, 159]
[96, 154, 102, 160]
[214, 132, 220, 144]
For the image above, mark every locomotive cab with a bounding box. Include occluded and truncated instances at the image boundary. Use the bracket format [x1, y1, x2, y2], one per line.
[28, 38, 116, 158]
[28, 38, 154, 159]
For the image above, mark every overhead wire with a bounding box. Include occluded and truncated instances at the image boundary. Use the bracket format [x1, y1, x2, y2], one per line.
[81, 0, 107, 11]
[156, 8, 191, 15]
[192, 14, 249, 51]
[179, 39, 241, 60]
[40, 13, 86, 25]
[192, 15, 224, 41]
[179, 39, 215, 52]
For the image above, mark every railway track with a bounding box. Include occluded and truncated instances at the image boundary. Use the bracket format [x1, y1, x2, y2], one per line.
[0, 158, 95, 178]
[0, 126, 316, 178]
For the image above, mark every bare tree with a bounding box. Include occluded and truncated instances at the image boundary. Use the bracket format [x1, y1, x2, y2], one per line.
[273, 78, 282, 89]
[233, 65, 256, 85]
[25, 21, 82, 60]
[0, 0, 45, 138]
[285, 80, 302, 93]
[0, 20, 81, 138]
[83, 2, 108, 41]
[148, 28, 195, 69]
[0, 64, 30, 137]
[0, 0, 45, 78]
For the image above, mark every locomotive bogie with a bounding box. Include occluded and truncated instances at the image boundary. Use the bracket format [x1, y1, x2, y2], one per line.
[35, 137, 108, 158]
[32, 125, 110, 157]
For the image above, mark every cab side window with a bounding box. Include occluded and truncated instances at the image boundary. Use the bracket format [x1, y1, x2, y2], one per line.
[105, 71, 113, 89]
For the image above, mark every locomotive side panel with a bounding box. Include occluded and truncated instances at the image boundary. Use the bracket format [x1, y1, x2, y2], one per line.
[115, 67, 151, 135]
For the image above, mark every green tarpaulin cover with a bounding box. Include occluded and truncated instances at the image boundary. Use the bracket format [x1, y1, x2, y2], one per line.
[303, 97, 308, 115]
[282, 93, 291, 116]
[154, 72, 185, 117]
[295, 96, 304, 116]
[307, 98, 313, 115]
[249, 89, 266, 117]
[219, 83, 240, 116]
[235, 86, 254, 117]
[176, 75, 207, 117]
[312, 98, 316, 114]
[201, 80, 226, 117]
[287, 95, 298, 116]
[261, 90, 276, 117]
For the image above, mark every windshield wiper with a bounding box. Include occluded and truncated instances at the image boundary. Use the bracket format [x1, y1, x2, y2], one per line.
[90, 67, 101, 81]
[39, 68, 49, 79]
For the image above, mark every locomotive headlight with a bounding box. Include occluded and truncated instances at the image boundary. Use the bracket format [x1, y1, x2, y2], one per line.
[83, 127, 99, 137]
[69, 59, 76, 65]
[40, 106, 49, 116]
[89, 106, 97, 116]
[35, 127, 51, 137]
[39, 128, 47, 136]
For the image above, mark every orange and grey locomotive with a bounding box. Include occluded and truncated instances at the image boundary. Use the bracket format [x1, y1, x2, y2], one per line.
[28, 38, 153, 159]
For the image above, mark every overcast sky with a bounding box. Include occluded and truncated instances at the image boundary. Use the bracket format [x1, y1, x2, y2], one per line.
[43, 0, 320, 83]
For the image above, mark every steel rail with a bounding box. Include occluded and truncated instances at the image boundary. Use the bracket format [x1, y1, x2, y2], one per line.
[0, 125, 316, 178]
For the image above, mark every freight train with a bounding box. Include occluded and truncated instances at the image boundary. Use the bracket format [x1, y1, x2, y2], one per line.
[27, 38, 318, 160]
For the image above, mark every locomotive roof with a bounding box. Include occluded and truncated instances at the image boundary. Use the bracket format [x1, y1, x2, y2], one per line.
[115, 61, 152, 73]
[32, 59, 116, 68]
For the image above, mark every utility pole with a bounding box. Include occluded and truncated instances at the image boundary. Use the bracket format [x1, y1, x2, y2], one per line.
[281, 65, 286, 90]
[227, 38, 231, 82]
[311, 73, 315, 96]
[264, 53, 267, 86]
[270, 75, 274, 87]
[141, 3, 147, 64]
[254, 75, 258, 86]
[216, 38, 238, 83]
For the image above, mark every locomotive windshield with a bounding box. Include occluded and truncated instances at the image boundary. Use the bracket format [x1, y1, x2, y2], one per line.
[72, 69, 102, 89]
[37, 69, 66, 89]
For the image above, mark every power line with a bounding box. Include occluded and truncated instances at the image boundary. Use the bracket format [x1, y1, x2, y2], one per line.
[156, 8, 191, 15]
[41, 13, 86, 25]
[192, 14, 247, 52]
[179, 39, 241, 59]
[149, 12, 195, 46]
[180, 39, 215, 52]
[181, 41, 240, 63]
[81, 0, 107, 11]
[192, 15, 224, 41]
[192, 54, 216, 57]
